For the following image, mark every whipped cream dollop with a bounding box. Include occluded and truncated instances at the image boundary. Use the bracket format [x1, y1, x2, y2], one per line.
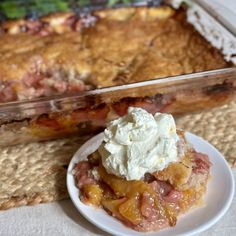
[98, 107, 179, 180]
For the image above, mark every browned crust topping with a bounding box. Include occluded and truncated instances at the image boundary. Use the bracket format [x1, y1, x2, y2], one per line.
[0, 7, 230, 102]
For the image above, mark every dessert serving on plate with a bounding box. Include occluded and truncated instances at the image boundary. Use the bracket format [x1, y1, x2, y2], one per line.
[73, 107, 212, 232]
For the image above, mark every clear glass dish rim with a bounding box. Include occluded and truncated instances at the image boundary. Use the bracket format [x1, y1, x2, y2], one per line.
[0, 67, 235, 112]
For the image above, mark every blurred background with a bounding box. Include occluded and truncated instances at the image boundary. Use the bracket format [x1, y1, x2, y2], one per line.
[0, 0, 147, 19]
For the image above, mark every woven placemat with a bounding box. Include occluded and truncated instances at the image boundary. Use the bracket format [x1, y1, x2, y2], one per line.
[176, 99, 236, 168]
[0, 100, 235, 210]
[0, 137, 86, 210]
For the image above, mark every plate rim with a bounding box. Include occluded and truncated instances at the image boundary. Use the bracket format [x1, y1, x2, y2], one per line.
[67, 132, 235, 236]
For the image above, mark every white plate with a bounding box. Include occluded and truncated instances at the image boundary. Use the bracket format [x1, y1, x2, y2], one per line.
[67, 132, 235, 236]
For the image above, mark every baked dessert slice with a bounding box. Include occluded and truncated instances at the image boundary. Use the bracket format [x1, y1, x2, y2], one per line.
[73, 120, 212, 232]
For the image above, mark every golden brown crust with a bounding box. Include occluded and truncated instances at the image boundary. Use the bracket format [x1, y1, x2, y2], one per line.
[114, 10, 229, 84]
[1, 7, 175, 32]
[154, 151, 193, 190]
[1, 12, 75, 35]
[153, 131, 194, 190]
[0, 6, 230, 102]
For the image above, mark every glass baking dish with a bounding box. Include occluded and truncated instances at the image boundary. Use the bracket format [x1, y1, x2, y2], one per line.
[0, 67, 235, 146]
[0, 0, 235, 146]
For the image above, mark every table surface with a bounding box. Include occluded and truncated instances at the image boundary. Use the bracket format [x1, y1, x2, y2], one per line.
[1, 0, 236, 235]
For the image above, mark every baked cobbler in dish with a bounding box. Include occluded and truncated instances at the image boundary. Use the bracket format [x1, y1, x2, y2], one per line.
[73, 108, 212, 232]
[0, 6, 229, 102]
[0, 6, 234, 147]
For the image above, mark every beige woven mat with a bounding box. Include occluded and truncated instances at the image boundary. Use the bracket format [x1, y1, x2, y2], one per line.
[0, 137, 85, 210]
[176, 99, 236, 168]
[0, 100, 235, 210]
